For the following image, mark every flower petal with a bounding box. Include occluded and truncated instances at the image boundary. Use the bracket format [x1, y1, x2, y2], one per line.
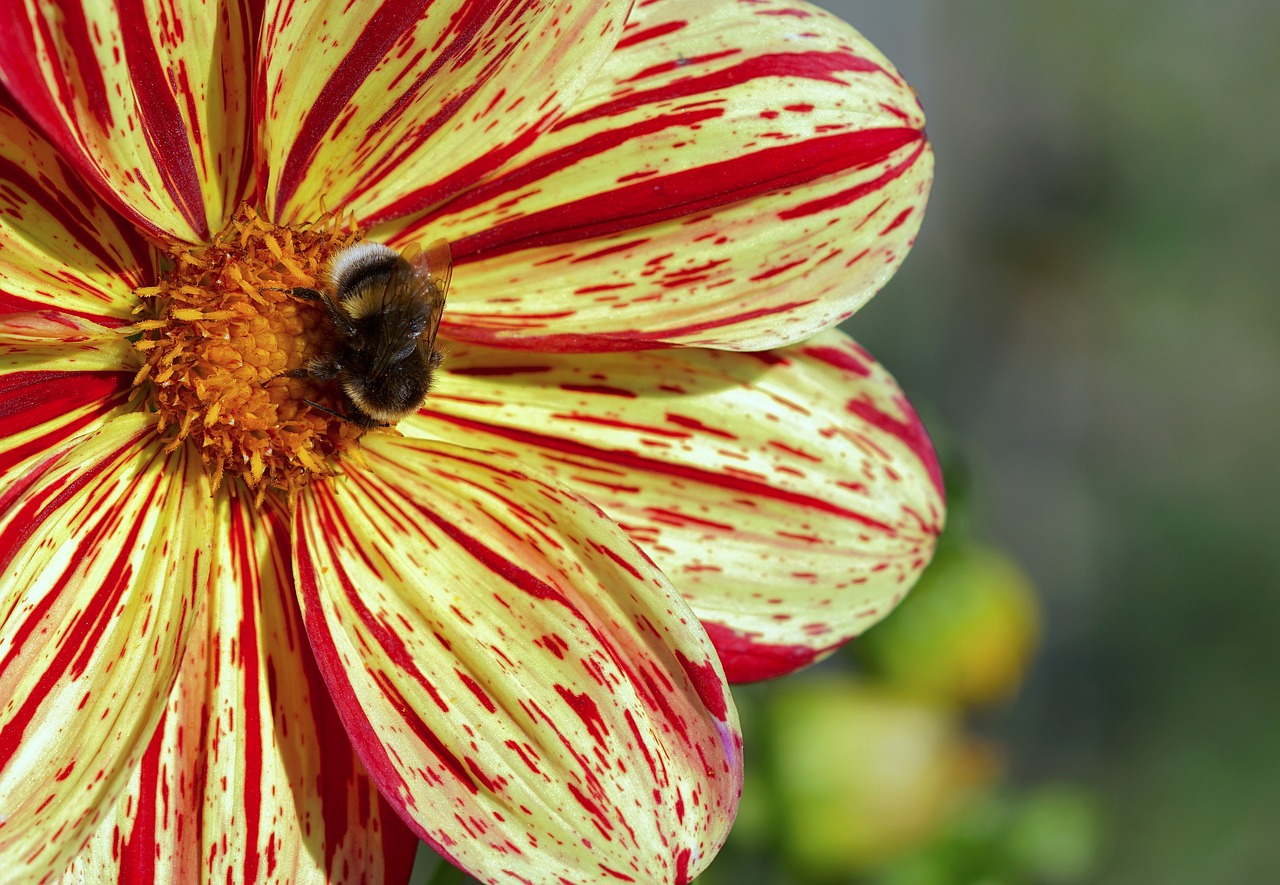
[0, 413, 211, 882]
[0, 0, 255, 241]
[60, 491, 418, 884]
[0, 101, 157, 322]
[405, 330, 944, 681]
[293, 436, 742, 884]
[260, 0, 631, 226]
[0, 312, 136, 486]
[386, 0, 931, 352]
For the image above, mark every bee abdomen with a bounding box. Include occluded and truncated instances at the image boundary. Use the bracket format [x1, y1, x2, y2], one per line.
[342, 358, 431, 424]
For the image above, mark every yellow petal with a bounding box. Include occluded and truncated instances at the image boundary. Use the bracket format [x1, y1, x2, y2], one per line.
[293, 436, 742, 884]
[260, 0, 632, 226]
[385, 0, 931, 351]
[0, 0, 254, 241]
[0, 413, 212, 882]
[60, 491, 417, 883]
[0, 312, 135, 488]
[406, 330, 944, 681]
[0, 102, 158, 322]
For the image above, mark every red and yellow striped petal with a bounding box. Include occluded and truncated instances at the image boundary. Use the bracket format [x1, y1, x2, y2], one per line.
[0, 0, 255, 242]
[61, 492, 417, 884]
[0, 311, 135, 504]
[259, 0, 631, 226]
[405, 330, 944, 682]
[293, 436, 742, 884]
[0, 413, 212, 883]
[0, 101, 157, 323]
[385, 0, 931, 352]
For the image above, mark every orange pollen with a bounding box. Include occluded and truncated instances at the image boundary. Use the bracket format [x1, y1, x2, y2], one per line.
[131, 205, 368, 505]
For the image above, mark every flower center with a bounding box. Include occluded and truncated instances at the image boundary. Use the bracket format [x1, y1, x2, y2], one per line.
[133, 205, 368, 505]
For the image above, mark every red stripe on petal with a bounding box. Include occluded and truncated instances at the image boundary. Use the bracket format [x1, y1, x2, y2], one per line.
[407, 491, 575, 606]
[0, 296, 131, 330]
[346, 16, 538, 222]
[438, 327, 672, 353]
[446, 364, 552, 377]
[58, 3, 112, 129]
[777, 139, 927, 220]
[0, 427, 134, 573]
[226, 501, 267, 884]
[701, 621, 827, 683]
[114, 4, 208, 239]
[266, 491, 419, 881]
[615, 19, 687, 50]
[674, 651, 728, 721]
[845, 394, 944, 499]
[117, 712, 164, 884]
[0, 18, 138, 238]
[451, 127, 922, 262]
[440, 302, 835, 353]
[568, 49, 891, 123]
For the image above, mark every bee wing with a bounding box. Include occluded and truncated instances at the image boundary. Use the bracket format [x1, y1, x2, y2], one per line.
[408, 238, 451, 356]
[367, 240, 451, 376]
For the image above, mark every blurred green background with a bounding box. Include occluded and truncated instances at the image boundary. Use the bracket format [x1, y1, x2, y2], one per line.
[779, 1, 1279, 883]
[424, 2, 1280, 883]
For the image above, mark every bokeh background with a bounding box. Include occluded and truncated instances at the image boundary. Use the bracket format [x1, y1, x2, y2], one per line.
[705, 1, 1278, 883]
[426, 2, 1279, 883]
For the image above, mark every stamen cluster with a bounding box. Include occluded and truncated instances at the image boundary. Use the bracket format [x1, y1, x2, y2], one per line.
[132, 205, 366, 504]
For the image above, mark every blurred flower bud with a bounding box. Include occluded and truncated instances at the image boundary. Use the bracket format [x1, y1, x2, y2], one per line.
[767, 677, 997, 876]
[857, 544, 1039, 706]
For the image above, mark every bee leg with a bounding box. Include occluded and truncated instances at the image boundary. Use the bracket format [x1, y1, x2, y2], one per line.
[260, 353, 344, 387]
[286, 286, 358, 338]
[259, 285, 328, 306]
[303, 355, 342, 382]
[300, 399, 350, 421]
[259, 366, 313, 387]
[301, 399, 381, 429]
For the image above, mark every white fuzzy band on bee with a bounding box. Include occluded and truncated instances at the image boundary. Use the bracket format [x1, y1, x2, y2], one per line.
[326, 241, 400, 320]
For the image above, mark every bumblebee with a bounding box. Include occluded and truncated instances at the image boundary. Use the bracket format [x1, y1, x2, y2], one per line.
[283, 239, 451, 427]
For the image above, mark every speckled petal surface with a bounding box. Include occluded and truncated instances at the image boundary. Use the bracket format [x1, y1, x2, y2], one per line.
[385, 0, 932, 352]
[59, 493, 417, 884]
[293, 435, 742, 884]
[0, 413, 212, 882]
[259, 0, 631, 226]
[0, 100, 156, 323]
[405, 329, 944, 681]
[0, 0, 255, 242]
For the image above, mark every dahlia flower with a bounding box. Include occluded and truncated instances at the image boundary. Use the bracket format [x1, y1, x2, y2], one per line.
[0, 0, 941, 882]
